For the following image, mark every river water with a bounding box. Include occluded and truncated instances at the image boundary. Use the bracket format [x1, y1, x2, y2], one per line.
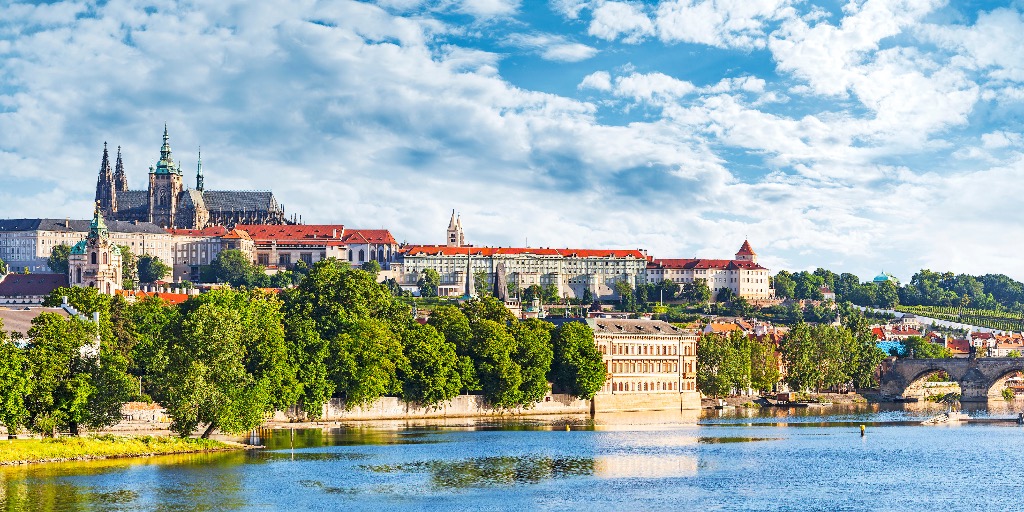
[4, 402, 1024, 511]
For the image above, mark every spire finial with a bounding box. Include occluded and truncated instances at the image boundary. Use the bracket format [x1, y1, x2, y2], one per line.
[163, 123, 168, 140]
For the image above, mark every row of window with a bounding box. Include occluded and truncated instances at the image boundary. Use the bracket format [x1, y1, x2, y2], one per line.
[608, 381, 692, 392]
[608, 361, 680, 373]
[602, 344, 695, 356]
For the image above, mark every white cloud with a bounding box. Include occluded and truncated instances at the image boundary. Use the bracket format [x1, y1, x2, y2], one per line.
[654, 0, 795, 49]
[588, 2, 654, 43]
[506, 33, 598, 62]
[612, 72, 696, 103]
[981, 131, 1023, 150]
[456, 0, 521, 18]
[922, 8, 1024, 82]
[579, 70, 612, 91]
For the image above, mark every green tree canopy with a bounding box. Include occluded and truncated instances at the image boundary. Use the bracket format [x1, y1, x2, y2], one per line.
[137, 255, 170, 284]
[418, 268, 440, 298]
[398, 323, 462, 406]
[117, 245, 137, 290]
[551, 321, 606, 399]
[0, 322, 30, 436]
[328, 318, 407, 408]
[47, 244, 71, 275]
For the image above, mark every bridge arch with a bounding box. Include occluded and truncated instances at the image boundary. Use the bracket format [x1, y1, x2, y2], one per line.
[881, 358, 1024, 402]
[979, 368, 1024, 400]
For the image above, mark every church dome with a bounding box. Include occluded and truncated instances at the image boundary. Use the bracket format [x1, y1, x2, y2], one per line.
[873, 272, 894, 283]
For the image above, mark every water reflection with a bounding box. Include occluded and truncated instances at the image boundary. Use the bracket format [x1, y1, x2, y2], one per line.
[363, 455, 595, 488]
[593, 454, 698, 478]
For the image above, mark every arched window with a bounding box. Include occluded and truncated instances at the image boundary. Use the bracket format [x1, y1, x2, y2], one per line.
[103, 252, 108, 264]
[358, 249, 365, 262]
[378, 249, 384, 262]
[348, 250, 353, 261]
[76, 268, 82, 283]
[91, 252, 97, 265]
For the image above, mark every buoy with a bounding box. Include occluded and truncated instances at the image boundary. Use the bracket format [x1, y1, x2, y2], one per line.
[860, 425, 865, 436]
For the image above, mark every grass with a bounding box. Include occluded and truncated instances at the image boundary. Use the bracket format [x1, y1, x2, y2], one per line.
[0, 435, 241, 465]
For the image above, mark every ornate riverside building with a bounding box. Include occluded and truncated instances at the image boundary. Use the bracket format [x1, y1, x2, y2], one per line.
[94, 126, 288, 229]
[68, 207, 123, 296]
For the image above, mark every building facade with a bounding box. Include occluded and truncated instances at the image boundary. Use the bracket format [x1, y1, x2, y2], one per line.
[95, 126, 288, 229]
[235, 224, 399, 270]
[0, 218, 172, 274]
[644, 240, 774, 301]
[68, 208, 123, 296]
[396, 246, 648, 300]
[588, 318, 699, 396]
[167, 227, 255, 282]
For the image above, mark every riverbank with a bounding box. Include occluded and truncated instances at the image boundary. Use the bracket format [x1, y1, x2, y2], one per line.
[702, 392, 869, 409]
[0, 435, 252, 466]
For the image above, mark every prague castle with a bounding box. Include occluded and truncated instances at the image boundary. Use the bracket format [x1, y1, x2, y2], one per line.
[95, 126, 288, 229]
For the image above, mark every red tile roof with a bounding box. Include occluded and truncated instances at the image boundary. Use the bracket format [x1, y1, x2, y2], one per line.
[343, 229, 397, 245]
[0, 273, 68, 297]
[736, 240, 756, 255]
[947, 339, 970, 354]
[400, 245, 646, 258]
[236, 224, 346, 241]
[648, 258, 767, 270]
[115, 290, 190, 305]
[222, 229, 252, 240]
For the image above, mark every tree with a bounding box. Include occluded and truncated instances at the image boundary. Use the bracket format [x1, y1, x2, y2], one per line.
[398, 323, 461, 406]
[137, 255, 170, 284]
[24, 313, 134, 436]
[460, 295, 515, 325]
[427, 305, 477, 392]
[360, 260, 381, 277]
[474, 270, 490, 297]
[697, 333, 733, 398]
[1008, 351, 1022, 358]
[161, 302, 271, 438]
[683, 280, 712, 305]
[0, 255, 7, 275]
[901, 336, 952, 359]
[551, 321, 606, 399]
[118, 245, 137, 290]
[328, 318, 407, 408]
[0, 322, 30, 437]
[749, 337, 780, 393]
[773, 271, 796, 299]
[656, 279, 680, 301]
[613, 280, 636, 312]
[581, 288, 594, 305]
[47, 244, 71, 275]
[468, 319, 522, 408]
[522, 284, 542, 303]
[875, 280, 899, 309]
[43, 286, 111, 317]
[716, 287, 735, 303]
[509, 318, 554, 404]
[210, 249, 257, 287]
[418, 268, 440, 298]
[284, 316, 334, 419]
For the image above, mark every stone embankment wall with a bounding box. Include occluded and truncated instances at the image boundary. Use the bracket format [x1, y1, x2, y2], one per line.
[274, 391, 702, 422]
[274, 393, 591, 422]
[591, 391, 701, 413]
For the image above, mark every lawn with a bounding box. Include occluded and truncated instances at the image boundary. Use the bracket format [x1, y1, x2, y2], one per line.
[0, 435, 241, 465]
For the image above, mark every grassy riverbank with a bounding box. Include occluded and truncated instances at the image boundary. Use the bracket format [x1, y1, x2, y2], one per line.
[0, 435, 244, 465]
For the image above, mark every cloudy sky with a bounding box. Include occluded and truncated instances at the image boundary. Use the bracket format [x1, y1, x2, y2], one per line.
[1, 0, 1022, 282]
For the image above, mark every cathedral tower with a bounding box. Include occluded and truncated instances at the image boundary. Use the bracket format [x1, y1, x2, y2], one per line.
[148, 124, 184, 228]
[114, 145, 129, 192]
[95, 142, 117, 216]
[446, 210, 465, 247]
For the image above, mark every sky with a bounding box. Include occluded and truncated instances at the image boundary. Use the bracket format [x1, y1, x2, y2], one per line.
[1, 0, 1023, 282]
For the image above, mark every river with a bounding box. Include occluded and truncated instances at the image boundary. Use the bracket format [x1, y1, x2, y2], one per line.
[4, 402, 1024, 511]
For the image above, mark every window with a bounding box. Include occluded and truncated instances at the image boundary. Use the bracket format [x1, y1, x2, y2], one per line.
[257, 254, 269, 266]
[91, 252, 97, 265]
[358, 249, 365, 262]
[278, 254, 291, 266]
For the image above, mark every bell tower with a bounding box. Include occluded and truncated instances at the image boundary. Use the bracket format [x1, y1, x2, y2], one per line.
[446, 210, 465, 247]
[148, 124, 184, 228]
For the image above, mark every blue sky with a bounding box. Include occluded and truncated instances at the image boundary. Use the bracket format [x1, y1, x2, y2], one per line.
[1, 0, 1023, 282]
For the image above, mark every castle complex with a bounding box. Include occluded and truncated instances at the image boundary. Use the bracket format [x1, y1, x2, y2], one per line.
[94, 126, 287, 229]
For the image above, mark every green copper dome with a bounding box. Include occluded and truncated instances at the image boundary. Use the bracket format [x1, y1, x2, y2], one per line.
[152, 124, 181, 175]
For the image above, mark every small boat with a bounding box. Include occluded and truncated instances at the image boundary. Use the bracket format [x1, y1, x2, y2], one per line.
[922, 411, 968, 425]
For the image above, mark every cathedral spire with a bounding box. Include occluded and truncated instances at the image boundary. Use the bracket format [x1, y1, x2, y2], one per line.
[95, 142, 115, 213]
[196, 147, 204, 191]
[114, 145, 128, 192]
[154, 124, 180, 175]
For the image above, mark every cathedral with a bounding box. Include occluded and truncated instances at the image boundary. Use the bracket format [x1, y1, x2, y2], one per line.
[94, 126, 289, 229]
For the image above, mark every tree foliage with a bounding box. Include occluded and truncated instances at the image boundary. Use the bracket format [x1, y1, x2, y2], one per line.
[398, 323, 461, 406]
[47, 244, 70, 275]
[418, 268, 440, 298]
[0, 323, 30, 436]
[551, 322, 606, 399]
[137, 255, 170, 284]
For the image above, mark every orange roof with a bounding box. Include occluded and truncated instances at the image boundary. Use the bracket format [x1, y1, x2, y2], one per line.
[947, 339, 970, 354]
[707, 323, 741, 333]
[648, 258, 767, 270]
[115, 290, 189, 305]
[167, 226, 228, 237]
[400, 245, 646, 259]
[736, 240, 756, 255]
[222, 229, 252, 240]
[342, 229, 397, 245]
[236, 224, 346, 242]
[871, 327, 885, 340]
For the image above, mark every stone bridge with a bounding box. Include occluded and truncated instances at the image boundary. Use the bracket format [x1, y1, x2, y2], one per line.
[879, 357, 1024, 401]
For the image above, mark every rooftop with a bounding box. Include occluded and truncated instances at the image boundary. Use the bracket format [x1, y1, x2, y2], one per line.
[402, 245, 646, 259]
[0, 273, 68, 297]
